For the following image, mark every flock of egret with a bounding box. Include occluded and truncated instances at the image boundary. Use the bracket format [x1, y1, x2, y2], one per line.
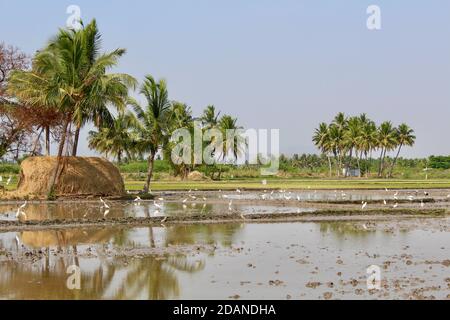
[8, 187, 448, 223]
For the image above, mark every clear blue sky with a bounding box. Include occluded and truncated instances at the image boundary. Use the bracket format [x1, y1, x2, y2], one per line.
[1, 0, 449, 157]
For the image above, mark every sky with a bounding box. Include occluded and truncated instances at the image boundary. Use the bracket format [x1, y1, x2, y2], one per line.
[1, 0, 449, 158]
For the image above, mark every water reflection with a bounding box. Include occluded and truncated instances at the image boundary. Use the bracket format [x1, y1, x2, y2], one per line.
[0, 223, 243, 299]
[0, 201, 313, 222]
[1, 219, 448, 299]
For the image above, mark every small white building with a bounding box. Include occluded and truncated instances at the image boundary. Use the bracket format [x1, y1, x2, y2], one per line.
[342, 168, 360, 177]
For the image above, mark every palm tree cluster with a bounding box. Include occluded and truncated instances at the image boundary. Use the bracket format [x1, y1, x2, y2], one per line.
[313, 113, 416, 178]
[88, 76, 243, 192]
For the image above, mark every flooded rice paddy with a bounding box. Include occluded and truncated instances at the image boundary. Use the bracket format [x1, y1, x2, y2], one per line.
[0, 189, 449, 300]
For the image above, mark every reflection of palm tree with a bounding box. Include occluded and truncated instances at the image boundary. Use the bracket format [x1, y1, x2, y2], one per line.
[319, 222, 370, 237]
[164, 224, 242, 247]
[113, 254, 205, 300]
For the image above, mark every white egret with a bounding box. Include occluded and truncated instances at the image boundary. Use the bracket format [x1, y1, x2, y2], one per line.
[100, 197, 110, 209]
[361, 202, 367, 210]
[16, 201, 27, 218]
[153, 201, 162, 209]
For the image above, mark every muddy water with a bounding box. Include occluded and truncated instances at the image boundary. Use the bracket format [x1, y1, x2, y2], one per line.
[0, 201, 315, 222]
[0, 218, 448, 300]
[188, 189, 450, 202]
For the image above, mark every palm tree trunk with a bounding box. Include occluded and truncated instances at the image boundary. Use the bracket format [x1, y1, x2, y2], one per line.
[327, 154, 332, 177]
[358, 151, 364, 177]
[48, 114, 71, 194]
[355, 149, 361, 177]
[143, 151, 155, 193]
[389, 143, 403, 178]
[345, 148, 353, 177]
[338, 156, 342, 177]
[378, 148, 384, 177]
[72, 126, 81, 156]
[45, 125, 50, 156]
[379, 148, 387, 178]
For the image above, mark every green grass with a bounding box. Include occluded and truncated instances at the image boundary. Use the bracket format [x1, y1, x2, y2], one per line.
[3, 176, 450, 193]
[125, 178, 450, 191]
[0, 164, 20, 174]
[2, 159, 450, 193]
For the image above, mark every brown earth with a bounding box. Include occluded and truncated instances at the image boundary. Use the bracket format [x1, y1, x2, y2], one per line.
[13, 156, 125, 199]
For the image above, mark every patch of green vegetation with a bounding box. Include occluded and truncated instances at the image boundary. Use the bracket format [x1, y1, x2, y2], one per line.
[429, 155, 450, 170]
[124, 178, 450, 191]
[0, 163, 20, 174]
[119, 160, 171, 174]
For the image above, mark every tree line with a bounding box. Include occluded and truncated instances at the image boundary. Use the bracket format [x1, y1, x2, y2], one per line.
[313, 113, 416, 178]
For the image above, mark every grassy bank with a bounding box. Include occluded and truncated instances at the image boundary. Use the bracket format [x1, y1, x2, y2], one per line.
[125, 178, 450, 191]
[2, 159, 450, 192]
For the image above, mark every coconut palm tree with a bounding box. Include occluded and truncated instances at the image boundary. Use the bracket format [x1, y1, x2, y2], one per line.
[163, 102, 195, 178]
[377, 121, 397, 177]
[312, 122, 333, 177]
[358, 119, 377, 177]
[343, 116, 361, 176]
[201, 105, 220, 129]
[388, 123, 415, 177]
[10, 20, 135, 157]
[218, 115, 244, 162]
[131, 75, 172, 193]
[331, 113, 349, 176]
[88, 111, 139, 163]
[8, 19, 135, 192]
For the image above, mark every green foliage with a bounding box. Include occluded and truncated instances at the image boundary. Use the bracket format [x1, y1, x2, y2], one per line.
[119, 160, 171, 174]
[0, 163, 20, 174]
[429, 155, 450, 169]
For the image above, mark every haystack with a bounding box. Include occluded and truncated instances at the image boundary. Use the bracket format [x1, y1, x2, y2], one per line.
[187, 170, 209, 181]
[15, 156, 125, 198]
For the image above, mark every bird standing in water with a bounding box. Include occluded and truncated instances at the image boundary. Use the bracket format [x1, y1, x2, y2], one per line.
[100, 197, 110, 209]
[16, 201, 27, 218]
